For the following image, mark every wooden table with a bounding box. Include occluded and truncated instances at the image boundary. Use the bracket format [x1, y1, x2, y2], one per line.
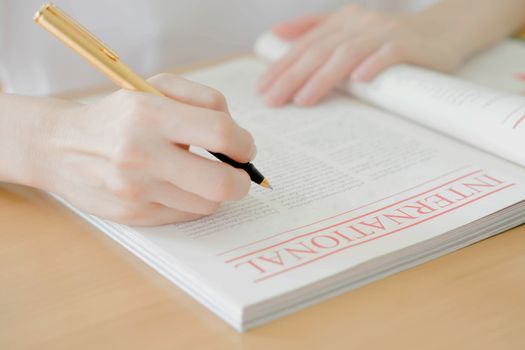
[2, 60, 525, 349]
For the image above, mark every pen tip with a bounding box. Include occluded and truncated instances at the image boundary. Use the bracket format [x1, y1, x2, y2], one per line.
[260, 178, 273, 190]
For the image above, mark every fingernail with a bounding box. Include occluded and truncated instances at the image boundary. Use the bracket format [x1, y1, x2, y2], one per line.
[257, 80, 267, 94]
[293, 86, 315, 106]
[265, 88, 286, 107]
[257, 75, 272, 94]
[249, 143, 257, 160]
[351, 69, 368, 82]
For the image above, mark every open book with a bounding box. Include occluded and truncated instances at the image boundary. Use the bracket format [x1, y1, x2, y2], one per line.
[64, 34, 525, 331]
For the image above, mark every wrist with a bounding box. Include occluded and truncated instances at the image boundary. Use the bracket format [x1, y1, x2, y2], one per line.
[0, 94, 81, 191]
[407, 6, 478, 65]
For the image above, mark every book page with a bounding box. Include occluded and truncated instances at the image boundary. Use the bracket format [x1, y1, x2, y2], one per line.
[90, 58, 525, 323]
[255, 32, 525, 166]
[456, 39, 525, 94]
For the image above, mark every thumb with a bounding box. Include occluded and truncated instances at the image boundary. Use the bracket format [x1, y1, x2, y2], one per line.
[271, 14, 327, 40]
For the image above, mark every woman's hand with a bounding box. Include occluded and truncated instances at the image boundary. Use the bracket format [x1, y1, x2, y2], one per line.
[258, 4, 468, 107]
[19, 75, 256, 226]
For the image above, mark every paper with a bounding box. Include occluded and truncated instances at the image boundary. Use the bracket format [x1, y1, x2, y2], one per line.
[351, 65, 525, 166]
[72, 59, 525, 330]
[256, 32, 525, 166]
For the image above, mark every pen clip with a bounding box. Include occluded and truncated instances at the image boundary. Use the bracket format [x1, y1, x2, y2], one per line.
[36, 3, 119, 62]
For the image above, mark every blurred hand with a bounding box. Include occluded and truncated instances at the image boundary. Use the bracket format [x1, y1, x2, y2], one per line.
[258, 4, 466, 107]
[44, 74, 255, 225]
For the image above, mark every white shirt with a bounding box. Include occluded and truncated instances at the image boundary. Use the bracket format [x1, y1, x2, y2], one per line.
[0, 0, 435, 96]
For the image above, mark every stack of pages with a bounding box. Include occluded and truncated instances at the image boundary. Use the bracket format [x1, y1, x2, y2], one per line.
[61, 36, 525, 331]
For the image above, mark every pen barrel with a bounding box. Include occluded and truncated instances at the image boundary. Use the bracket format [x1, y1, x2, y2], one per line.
[209, 152, 265, 185]
[34, 3, 269, 188]
[34, 3, 161, 96]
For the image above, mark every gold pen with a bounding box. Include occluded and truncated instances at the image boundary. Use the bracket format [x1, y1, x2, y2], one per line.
[34, 3, 272, 189]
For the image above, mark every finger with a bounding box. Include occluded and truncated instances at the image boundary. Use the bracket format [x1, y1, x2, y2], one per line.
[294, 41, 374, 106]
[148, 74, 229, 112]
[351, 43, 404, 82]
[101, 159, 222, 216]
[154, 101, 255, 163]
[60, 183, 203, 226]
[272, 14, 327, 40]
[157, 146, 251, 202]
[257, 23, 338, 94]
[148, 181, 220, 216]
[264, 46, 334, 107]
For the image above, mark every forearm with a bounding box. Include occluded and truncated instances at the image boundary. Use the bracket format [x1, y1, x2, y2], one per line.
[0, 94, 78, 189]
[416, 0, 525, 61]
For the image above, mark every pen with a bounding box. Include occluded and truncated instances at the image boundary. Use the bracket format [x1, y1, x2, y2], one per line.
[34, 3, 272, 189]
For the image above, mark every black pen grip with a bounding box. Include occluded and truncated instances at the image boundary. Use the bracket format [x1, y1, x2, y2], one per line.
[209, 151, 265, 185]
